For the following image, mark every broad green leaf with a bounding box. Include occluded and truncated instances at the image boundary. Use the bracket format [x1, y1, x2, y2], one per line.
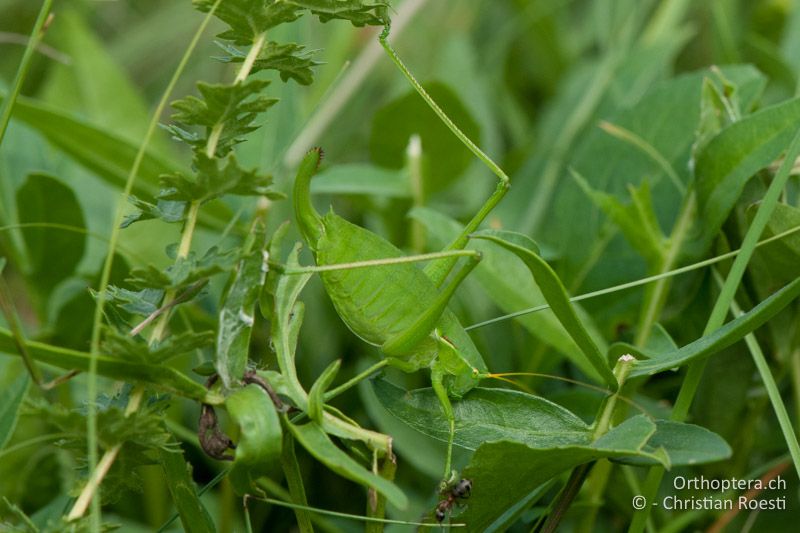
[311, 164, 410, 198]
[370, 82, 480, 193]
[457, 417, 660, 531]
[0, 373, 29, 449]
[411, 207, 608, 383]
[613, 420, 732, 467]
[694, 96, 800, 250]
[360, 376, 456, 479]
[216, 223, 269, 388]
[0, 327, 208, 400]
[227, 384, 282, 494]
[473, 229, 618, 389]
[17, 173, 85, 295]
[457, 415, 728, 530]
[372, 379, 591, 450]
[517, 66, 764, 301]
[286, 418, 407, 509]
[609, 276, 800, 376]
[158, 448, 215, 533]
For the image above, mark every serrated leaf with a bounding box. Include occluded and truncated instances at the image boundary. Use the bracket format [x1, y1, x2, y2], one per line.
[103, 286, 164, 316]
[609, 277, 800, 376]
[160, 152, 283, 204]
[372, 379, 591, 450]
[193, 0, 302, 45]
[216, 223, 270, 388]
[290, 0, 388, 26]
[121, 195, 187, 228]
[103, 329, 214, 365]
[0, 374, 30, 449]
[171, 80, 277, 155]
[216, 41, 320, 85]
[127, 246, 237, 291]
[286, 418, 407, 509]
[227, 384, 282, 495]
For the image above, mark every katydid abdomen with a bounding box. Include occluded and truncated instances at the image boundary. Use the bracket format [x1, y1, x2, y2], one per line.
[293, 148, 487, 399]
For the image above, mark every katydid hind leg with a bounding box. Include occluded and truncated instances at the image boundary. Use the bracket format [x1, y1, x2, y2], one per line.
[431, 366, 456, 483]
[381, 252, 481, 357]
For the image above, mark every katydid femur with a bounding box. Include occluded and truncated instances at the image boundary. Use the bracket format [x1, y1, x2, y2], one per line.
[293, 147, 509, 482]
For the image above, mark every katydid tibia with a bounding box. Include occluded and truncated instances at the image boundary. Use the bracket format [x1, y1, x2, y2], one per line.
[293, 147, 508, 481]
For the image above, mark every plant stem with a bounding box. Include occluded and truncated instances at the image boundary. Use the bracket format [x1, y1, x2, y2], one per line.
[629, 125, 800, 533]
[324, 359, 389, 401]
[466, 220, 800, 331]
[0, 0, 52, 147]
[77, 3, 222, 527]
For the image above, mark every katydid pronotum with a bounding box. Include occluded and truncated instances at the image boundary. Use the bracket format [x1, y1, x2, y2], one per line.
[293, 147, 509, 483]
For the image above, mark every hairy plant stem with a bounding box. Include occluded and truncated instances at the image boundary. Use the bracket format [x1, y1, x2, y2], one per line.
[76, 3, 222, 526]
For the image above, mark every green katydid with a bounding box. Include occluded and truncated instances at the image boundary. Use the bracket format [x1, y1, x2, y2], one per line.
[292, 147, 507, 482]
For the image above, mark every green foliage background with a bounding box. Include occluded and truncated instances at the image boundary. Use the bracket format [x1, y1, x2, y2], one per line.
[2, 0, 800, 531]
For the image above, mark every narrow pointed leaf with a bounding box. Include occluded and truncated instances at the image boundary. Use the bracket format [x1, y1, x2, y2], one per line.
[286, 418, 407, 509]
[473, 229, 618, 389]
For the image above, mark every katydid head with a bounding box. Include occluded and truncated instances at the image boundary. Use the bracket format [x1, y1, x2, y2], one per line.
[293, 148, 325, 248]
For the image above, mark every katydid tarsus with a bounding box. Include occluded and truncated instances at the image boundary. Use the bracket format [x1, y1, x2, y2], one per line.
[293, 147, 509, 482]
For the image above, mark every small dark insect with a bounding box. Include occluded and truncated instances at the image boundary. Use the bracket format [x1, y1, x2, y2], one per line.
[435, 478, 472, 523]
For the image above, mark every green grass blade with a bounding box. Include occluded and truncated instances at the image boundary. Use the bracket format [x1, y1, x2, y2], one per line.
[0, 373, 30, 450]
[0, 0, 52, 147]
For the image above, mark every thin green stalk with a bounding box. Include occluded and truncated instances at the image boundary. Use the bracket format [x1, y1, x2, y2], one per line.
[79, 3, 222, 527]
[324, 359, 389, 401]
[249, 495, 464, 528]
[379, 23, 509, 284]
[629, 126, 800, 533]
[634, 193, 696, 347]
[599, 121, 685, 194]
[726, 282, 800, 479]
[0, 0, 52, 147]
